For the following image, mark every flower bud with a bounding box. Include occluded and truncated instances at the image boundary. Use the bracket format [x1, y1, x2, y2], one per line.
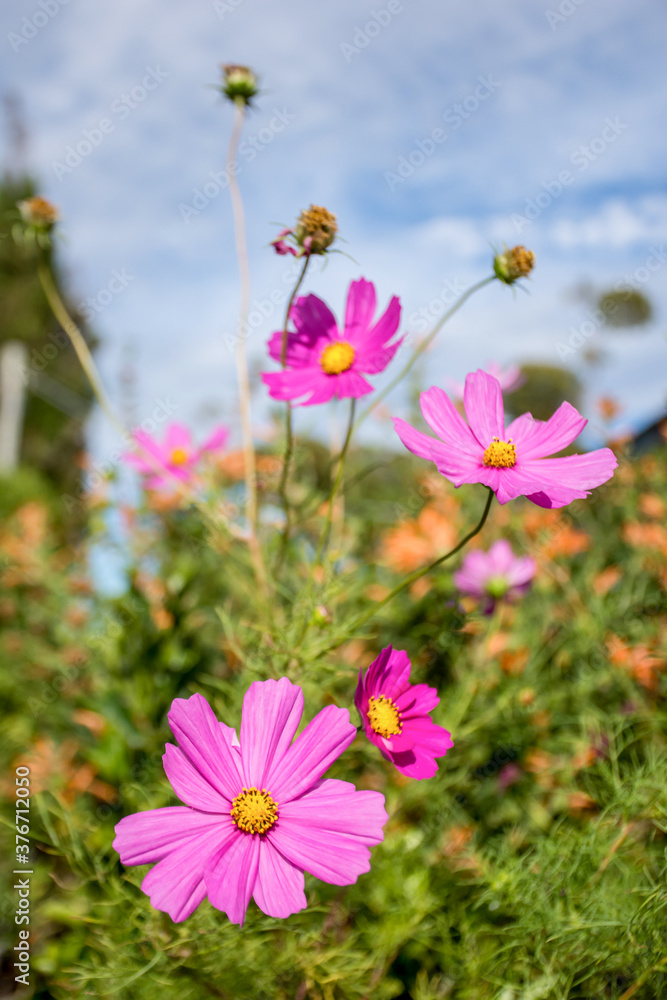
[294, 205, 338, 255]
[17, 195, 59, 230]
[494, 245, 535, 284]
[221, 64, 258, 106]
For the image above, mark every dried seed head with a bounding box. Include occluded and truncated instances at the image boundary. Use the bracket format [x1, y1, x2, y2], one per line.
[18, 196, 59, 230]
[294, 205, 338, 255]
[494, 245, 535, 284]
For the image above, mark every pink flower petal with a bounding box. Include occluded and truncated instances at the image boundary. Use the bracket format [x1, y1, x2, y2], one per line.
[113, 806, 226, 866]
[262, 368, 338, 407]
[394, 683, 440, 719]
[334, 369, 375, 399]
[365, 646, 412, 700]
[344, 278, 377, 340]
[163, 744, 231, 812]
[463, 370, 506, 447]
[291, 294, 339, 341]
[205, 829, 261, 927]
[167, 693, 243, 802]
[253, 840, 307, 919]
[507, 401, 587, 460]
[267, 705, 357, 803]
[420, 386, 481, 454]
[200, 425, 229, 453]
[268, 778, 387, 886]
[524, 449, 617, 490]
[165, 423, 193, 451]
[359, 295, 402, 352]
[240, 678, 304, 789]
[355, 335, 403, 375]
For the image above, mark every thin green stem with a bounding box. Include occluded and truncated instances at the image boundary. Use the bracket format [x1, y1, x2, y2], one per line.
[38, 262, 235, 540]
[314, 398, 356, 567]
[353, 274, 496, 434]
[38, 264, 120, 435]
[277, 255, 311, 557]
[320, 486, 494, 653]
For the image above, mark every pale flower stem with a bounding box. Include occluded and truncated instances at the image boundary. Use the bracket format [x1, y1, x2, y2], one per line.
[38, 263, 231, 535]
[226, 101, 268, 594]
[353, 274, 496, 434]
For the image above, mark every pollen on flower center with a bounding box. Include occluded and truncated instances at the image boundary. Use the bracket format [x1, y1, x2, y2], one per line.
[483, 437, 516, 468]
[321, 342, 355, 375]
[170, 448, 188, 466]
[367, 695, 402, 738]
[230, 787, 278, 835]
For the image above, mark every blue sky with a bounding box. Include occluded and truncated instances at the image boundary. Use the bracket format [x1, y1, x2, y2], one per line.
[2, 0, 666, 466]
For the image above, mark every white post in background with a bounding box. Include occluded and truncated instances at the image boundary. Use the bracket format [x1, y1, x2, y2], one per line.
[0, 340, 28, 473]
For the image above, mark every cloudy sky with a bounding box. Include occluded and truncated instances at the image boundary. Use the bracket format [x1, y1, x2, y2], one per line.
[2, 0, 666, 465]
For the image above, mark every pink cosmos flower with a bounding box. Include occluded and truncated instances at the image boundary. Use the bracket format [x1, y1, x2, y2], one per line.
[113, 683, 387, 926]
[124, 423, 228, 491]
[448, 362, 524, 400]
[355, 646, 453, 780]
[454, 539, 536, 612]
[262, 278, 402, 406]
[393, 370, 617, 509]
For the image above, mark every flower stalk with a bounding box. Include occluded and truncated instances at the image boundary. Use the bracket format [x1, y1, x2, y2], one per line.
[226, 101, 268, 594]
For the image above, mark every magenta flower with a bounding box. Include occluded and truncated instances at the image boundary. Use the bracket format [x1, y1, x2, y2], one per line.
[124, 423, 228, 491]
[355, 646, 453, 780]
[393, 370, 617, 509]
[448, 362, 524, 400]
[113, 683, 387, 926]
[262, 278, 402, 406]
[454, 539, 536, 612]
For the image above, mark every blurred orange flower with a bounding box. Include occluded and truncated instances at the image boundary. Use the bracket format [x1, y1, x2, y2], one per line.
[539, 523, 591, 561]
[638, 493, 665, 520]
[381, 502, 458, 573]
[593, 565, 622, 596]
[622, 521, 667, 556]
[9, 739, 116, 804]
[607, 635, 665, 690]
[596, 396, 621, 421]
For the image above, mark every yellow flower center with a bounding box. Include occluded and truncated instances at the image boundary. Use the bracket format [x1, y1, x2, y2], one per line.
[367, 695, 402, 738]
[231, 787, 279, 835]
[482, 437, 516, 468]
[170, 448, 188, 466]
[321, 342, 355, 375]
